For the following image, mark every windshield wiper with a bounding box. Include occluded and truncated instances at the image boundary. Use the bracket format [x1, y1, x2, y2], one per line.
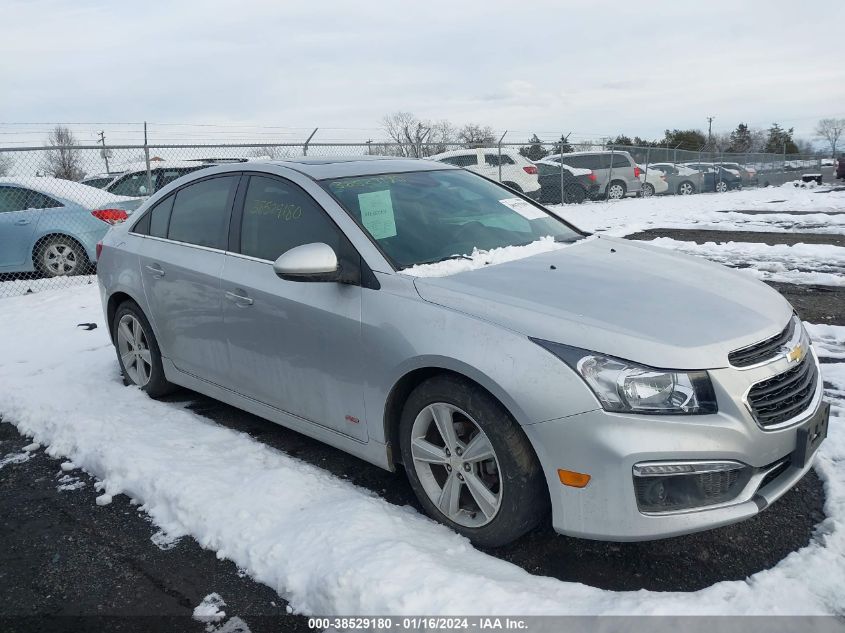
[404, 253, 473, 268]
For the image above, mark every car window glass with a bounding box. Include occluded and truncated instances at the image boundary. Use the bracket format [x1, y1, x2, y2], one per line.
[484, 154, 516, 166]
[109, 171, 156, 197]
[239, 175, 347, 261]
[440, 154, 477, 168]
[158, 166, 206, 189]
[150, 195, 175, 238]
[27, 191, 62, 209]
[0, 187, 30, 212]
[168, 176, 236, 249]
[611, 154, 632, 168]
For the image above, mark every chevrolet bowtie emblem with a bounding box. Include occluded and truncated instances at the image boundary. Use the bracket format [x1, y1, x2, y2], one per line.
[786, 344, 804, 363]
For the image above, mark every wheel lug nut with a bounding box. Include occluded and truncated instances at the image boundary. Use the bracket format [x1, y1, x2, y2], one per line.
[457, 473, 464, 481]
[444, 448, 451, 457]
[456, 447, 463, 456]
[446, 465, 452, 472]
[463, 463, 470, 472]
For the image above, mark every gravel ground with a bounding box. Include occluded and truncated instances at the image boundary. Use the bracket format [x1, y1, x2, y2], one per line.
[0, 222, 840, 624]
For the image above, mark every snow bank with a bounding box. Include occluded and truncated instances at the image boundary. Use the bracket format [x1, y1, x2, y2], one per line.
[645, 238, 845, 287]
[0, 284, 843, 615]
[551, 186, 845, 236]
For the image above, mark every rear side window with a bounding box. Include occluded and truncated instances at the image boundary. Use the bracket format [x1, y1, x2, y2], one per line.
[611, 154, 632, 168]
[439, 154, 477, 168]
[131, 194, 174, 236]
[484, 154, 516, 166]
[27, 191, 62, 209]
[167, 176, 237, 249]
[238, 175, 348, 261]
[564, 155, 596, 169]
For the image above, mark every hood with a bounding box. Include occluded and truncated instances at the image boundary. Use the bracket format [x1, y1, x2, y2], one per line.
[412, 236, 792, 369]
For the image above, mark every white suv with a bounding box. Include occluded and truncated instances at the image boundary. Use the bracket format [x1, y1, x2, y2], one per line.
[428, 148, 541, 199]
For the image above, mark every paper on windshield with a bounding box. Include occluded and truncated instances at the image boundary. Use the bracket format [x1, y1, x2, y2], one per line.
[358, 190, 397, 239]
[499, 197, 546, 220]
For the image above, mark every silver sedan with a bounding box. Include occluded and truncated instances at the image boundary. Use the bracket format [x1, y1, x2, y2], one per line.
[97, 158, 828, 546]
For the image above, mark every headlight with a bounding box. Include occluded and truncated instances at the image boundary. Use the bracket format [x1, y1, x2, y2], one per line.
[531, 339, 717, 415]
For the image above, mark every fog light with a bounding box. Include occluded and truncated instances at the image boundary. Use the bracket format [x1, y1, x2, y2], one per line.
[632, 461, 750, 513]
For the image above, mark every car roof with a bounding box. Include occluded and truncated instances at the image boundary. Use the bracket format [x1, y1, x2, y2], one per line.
[248, 156, 455, 180]
[0, 176, 137, 206]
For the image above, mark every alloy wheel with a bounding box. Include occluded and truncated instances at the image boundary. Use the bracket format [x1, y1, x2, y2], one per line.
[116, 314, 152, 387]
[410, 402, 502, 528]
[679, 182, 694, 195]
[44, 243, 79, 276]
[716, 181, 728, 193]
[607, 183, 624, 199]
[642, 183, 654, 197]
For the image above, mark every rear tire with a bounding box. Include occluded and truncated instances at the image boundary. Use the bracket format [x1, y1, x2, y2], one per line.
[606, 181, 626, 200]
[715, 180, 728, 193]
[677, 181, 696, 195]
[35, 236, 89, 277]
[641, 183, 655, 197]
[112, 301, 176, 398]
[399, 374, 548, 547]
[562, 183, 587, 204]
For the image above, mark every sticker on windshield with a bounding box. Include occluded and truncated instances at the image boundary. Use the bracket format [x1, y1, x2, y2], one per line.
[499, 197, 546, 220]
[358, 190, 397, 239]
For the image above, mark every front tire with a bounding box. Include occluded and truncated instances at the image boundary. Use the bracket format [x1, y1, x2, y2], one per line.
[715, 180, 728, 193]
[399, 375, 548, 547]
[113, 301, 175, 397]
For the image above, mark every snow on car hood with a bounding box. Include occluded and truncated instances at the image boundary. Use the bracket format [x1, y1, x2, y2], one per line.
[412, 235, 793, 369]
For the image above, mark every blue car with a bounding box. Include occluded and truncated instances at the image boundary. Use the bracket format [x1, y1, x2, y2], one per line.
[0, 177, 141, 277]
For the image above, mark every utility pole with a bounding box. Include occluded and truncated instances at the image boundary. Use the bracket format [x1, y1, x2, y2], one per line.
[706, 116, 715, 149]
[98, 130, 110, 173]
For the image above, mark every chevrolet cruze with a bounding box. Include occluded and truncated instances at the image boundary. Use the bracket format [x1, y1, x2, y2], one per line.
[97, 157, 829, 546]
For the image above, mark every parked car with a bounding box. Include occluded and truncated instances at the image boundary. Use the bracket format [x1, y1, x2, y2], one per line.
[721, 162, 758, 187]
[0, 177, 141, 277]
[105, 161, 213, 198]
[837, 155, 845, 180]
[534, 159, 595, 204]
[544, 151, 643, 200]
[684, 163, 743, 192]
[647, 163, 705, 195]
[98, 157, 828, 546]
[428, 148, 541, 199]
[81, 173, 120, 189]
[637, 165, 668, 196]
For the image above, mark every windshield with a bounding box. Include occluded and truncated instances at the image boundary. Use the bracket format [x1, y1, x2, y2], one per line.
[322, 169, 582, 269]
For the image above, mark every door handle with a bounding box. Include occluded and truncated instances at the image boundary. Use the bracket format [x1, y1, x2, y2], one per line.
[145, 264, 165, 278]
[14, 219, 31, 226]
[225, 290, 254, 306]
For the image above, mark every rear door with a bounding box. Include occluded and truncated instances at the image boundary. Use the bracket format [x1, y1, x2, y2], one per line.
[137, 174, 240, 384]
[0, 187, 41, 269]
[221, 173, 367, 440]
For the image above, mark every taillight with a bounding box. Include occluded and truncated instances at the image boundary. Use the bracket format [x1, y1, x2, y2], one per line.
[634, 166, 642, 178]
[92, 208, 128, 225]
[588, 171, 597, 182]
[523, 165, 538, 175]
[96, 242, 103, 260]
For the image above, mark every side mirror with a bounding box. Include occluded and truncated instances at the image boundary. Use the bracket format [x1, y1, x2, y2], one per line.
[273, 242, 339, 282]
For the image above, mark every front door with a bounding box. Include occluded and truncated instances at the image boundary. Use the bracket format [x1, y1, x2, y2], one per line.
[221, 173, 367, 441]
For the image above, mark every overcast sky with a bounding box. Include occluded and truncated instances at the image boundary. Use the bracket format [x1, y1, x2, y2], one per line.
[2, 0, 844, 146]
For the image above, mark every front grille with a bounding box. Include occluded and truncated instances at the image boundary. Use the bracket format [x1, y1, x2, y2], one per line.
[747, 356, 817, 427]
[729, 318, 795, 367]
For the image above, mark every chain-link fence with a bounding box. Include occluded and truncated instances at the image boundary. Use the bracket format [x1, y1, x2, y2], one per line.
[0, 136, 836, 298]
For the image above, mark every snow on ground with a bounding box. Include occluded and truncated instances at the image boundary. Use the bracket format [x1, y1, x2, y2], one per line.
[807, 324, 845, 360]
[643, 238, 845, 287]
[0, 283, 844, 616]
[551, 185, 845, 236]
[0, 274, 96, 299]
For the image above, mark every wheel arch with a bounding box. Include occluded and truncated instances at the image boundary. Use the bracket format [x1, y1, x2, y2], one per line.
[383, 363, 529, 469]
[105, 290, 144, 341]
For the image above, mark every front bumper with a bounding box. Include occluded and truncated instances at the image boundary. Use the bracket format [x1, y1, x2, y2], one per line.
[523, 350, 827, 541]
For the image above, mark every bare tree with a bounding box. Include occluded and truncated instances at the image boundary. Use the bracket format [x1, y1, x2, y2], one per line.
[381, 112, 432, 157]
[422, 119, 457, 156]
[457, 123, 497, 148]
[815, 118, 845, 157]
[41, 126, 86, 180]
[0, 153, 12, 177]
